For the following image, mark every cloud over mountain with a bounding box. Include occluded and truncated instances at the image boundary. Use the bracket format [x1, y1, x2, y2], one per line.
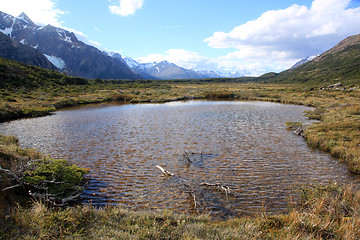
[136, 49, 245, 75]
[204, 0, 360, 75]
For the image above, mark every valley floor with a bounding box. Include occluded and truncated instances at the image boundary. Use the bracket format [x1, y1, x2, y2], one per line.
[1, 81, 360, 239]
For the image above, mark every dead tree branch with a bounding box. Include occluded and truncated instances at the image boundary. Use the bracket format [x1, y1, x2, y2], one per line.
[156, 165, 174, 176]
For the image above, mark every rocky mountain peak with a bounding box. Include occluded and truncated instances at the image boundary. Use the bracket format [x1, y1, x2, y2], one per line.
[17, 12, 35, 27]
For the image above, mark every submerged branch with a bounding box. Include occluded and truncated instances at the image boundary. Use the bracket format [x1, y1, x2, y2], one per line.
[199, 182, 232, 195]
[183, 152, 191, 164]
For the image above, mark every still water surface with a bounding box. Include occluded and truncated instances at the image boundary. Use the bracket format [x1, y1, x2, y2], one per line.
[0, 101, 358, 218]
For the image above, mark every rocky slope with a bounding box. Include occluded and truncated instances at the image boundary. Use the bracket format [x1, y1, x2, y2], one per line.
[0, 32, 56, 70]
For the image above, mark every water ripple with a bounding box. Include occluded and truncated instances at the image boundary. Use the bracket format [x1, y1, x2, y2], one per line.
[0, 101, 359, 219]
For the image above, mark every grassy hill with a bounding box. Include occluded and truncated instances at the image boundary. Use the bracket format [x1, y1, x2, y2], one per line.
[258, 34, 360, 86]
[0, 57, 90, 90]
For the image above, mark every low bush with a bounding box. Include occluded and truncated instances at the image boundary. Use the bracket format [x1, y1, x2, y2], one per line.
[0, 135, 88, 209]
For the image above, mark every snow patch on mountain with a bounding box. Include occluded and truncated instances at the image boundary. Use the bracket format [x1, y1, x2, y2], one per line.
[1, 26, 13, 35]
[64, 36, 72, 43]
[44, 54, 66, 69]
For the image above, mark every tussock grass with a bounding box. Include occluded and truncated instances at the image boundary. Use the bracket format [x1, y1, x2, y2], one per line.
[2, 183, 360, 239]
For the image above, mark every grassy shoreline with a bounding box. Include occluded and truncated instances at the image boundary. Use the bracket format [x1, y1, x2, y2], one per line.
[2, 81, 359, 172]
[1, 74, 359, 238]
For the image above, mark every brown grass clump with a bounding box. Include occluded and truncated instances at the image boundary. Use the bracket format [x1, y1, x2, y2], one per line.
[112, 93, 134, 102]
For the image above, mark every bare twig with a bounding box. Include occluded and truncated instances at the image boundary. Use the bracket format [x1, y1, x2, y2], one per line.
[0, 166, 25, 191]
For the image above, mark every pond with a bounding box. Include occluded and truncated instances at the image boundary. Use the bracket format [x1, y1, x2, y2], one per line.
[0, 101, 358, 219]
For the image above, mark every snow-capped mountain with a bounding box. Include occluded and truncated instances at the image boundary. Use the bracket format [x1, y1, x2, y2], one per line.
[123, 57, 210, 79]
[0, 11, 139, 79]
[147, 61, 209, 79]
[123, 56, 156, 71]
[291, 55, 318, 69]
[124, 56, 250, 79]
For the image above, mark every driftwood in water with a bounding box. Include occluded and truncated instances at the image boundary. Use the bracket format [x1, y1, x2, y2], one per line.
[156, 165, 174, 176]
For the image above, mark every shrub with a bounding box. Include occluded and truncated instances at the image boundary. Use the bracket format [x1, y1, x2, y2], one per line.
[285, 121, 303, 130]
[205, 91, 235, 99]
[24, 158, 88, 199]
[0, 135, 88, 206]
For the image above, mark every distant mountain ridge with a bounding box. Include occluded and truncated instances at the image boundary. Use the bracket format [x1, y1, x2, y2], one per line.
[123, 56, 248, 80]
[123, 56, 207, 79]
[0, 11, 140, 80]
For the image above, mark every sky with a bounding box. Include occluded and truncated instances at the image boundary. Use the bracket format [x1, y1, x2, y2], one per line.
[1, 0, 360, 76]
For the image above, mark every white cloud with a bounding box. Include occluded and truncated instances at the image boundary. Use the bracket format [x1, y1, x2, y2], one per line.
[0, 0, 65, 27]
[109, 0, 144, 16]
[204, 0, 360, 75]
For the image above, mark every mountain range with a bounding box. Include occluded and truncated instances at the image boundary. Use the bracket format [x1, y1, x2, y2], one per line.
[0, 10, 358, 83]
[0, 31, 359, 91]
[0, 11, 251, 80]
[123, 56, 250, 80]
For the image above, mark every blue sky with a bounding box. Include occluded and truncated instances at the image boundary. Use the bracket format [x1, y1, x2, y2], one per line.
[1, 0, 360, 75]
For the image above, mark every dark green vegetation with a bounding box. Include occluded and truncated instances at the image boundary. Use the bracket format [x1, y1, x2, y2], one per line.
[0, 135, 88, 218]
[0, 34, 359, 239]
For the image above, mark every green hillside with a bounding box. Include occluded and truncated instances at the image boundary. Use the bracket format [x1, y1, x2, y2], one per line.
[258, 34, 360, 86]
[0, 57, 89, 89]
